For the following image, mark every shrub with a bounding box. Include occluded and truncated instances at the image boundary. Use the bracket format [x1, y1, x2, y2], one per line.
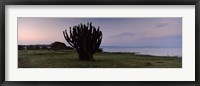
[50, 41, 73, 50]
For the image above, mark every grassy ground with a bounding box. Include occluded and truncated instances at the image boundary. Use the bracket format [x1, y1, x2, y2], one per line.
[18, 50, 182, 68]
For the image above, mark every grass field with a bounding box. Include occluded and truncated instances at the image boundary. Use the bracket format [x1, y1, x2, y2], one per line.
[18, 50, 182, 68]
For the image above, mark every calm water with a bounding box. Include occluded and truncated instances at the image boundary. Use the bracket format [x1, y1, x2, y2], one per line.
[100, 46, 182, 57]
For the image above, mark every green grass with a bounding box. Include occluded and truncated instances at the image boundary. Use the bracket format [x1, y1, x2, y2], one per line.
[18, 50, 182, 68]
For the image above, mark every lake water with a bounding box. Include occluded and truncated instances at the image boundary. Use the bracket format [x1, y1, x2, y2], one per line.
[100, 46, 182, 57]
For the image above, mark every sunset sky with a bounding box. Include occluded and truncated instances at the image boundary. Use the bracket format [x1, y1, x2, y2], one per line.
[18, 17, 182, 48]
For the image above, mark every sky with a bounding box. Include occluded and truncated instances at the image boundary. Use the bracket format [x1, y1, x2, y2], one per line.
[18, 17, 182, 48]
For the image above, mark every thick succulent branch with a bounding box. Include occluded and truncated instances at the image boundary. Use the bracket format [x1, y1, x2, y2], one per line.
[63, 22, 102, 61]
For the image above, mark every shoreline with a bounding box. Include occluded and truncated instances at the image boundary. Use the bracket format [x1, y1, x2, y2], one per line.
[102, 52, 182, 58]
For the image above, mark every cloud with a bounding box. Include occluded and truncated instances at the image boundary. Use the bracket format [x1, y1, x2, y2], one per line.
[110, 32, 135, 38]
[155, 23, 170, 28]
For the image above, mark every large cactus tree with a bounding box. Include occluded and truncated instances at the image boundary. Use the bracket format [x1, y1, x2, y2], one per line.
[63, 22, 102, 61]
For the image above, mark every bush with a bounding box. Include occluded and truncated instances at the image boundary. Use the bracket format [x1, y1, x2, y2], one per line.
[18, 45, 24, 50]
[50, 41, 73, 50]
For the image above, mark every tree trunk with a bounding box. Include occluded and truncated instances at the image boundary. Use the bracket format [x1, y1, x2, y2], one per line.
[78, 52, 94, 61]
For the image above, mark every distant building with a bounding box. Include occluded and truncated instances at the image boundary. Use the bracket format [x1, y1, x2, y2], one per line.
[24, 46, 27, 50]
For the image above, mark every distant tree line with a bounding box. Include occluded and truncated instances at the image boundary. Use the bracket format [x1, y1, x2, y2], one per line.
[18, 41, 73, 50]
[18, 41, 103, 52]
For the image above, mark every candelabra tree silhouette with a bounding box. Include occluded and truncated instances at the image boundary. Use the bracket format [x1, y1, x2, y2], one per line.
[63, 22, 103, 61]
